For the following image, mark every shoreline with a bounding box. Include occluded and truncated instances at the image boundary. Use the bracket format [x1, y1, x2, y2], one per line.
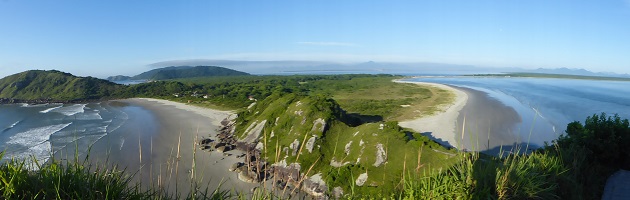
[454, 87, 522, 153]
[82, 98, 260, 196]
[395, 80, 468, 148]
[395, 79, 523, 153]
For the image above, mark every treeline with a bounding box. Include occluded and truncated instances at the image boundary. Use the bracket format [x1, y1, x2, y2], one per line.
[0, 69, 395, 107]
[124, 74, 396, 109]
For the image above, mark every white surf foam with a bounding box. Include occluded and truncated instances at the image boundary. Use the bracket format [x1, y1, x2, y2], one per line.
[13, 141, 53, 170]
[39, 105, 63, 113]
[52, 104, 87, 116]
[8, 120, 20, 128]
[24, 103, 60, 108]
[6, 123, 72, 169]
[8, 123, 72, 147]
[2, 120, 21, 133]
[77, 112, 103, 120]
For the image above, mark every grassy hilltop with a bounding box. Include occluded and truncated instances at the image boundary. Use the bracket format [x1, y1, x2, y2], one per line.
[226, 76, 459, 196]
[0, 70, 124, 102]
[130, 74, 461, 196]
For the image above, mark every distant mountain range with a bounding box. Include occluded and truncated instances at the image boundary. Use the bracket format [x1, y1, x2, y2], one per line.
[107, 66, 250, 81]
[522, 68, 630, 78]
[146, 60, 498, 75]
[146, 59, 630, 78]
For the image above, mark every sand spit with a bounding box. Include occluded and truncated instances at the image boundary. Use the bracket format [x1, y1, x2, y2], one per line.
[395, 80, 468, 148]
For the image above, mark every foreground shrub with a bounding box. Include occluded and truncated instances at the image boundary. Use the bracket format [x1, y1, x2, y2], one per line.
[401, 150, 566, 200]
[0, 154, 147, 199]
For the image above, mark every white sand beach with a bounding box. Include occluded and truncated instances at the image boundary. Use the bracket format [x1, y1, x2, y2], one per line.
[395, 80, 468, 148]
[137, 98, 234, 125]
[85, 98, 260, 197]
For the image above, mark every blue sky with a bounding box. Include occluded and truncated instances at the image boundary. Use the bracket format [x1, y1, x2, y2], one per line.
[1, 0, 630, 78]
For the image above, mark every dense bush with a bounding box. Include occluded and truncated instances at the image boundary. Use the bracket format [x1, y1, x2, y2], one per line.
[547, 113, 630, 199]
[559, 113, 630, 169]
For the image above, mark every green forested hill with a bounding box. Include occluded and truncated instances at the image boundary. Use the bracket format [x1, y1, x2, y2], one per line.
[0, 70, 125, 102]
[107, 66, 250, 81]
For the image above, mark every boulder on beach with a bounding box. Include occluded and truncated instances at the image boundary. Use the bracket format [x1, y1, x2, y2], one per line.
[214, 142, 225, 148]
[200, 138, 213, 145]
[238, 171, 258, 183]
[217, 146, 227, 153]
[229, 162, 243, 172]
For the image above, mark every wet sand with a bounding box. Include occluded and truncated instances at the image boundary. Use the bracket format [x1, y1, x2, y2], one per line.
[396, 81, 522, 154]
[75, 98, 260, 197]
[455, 87, 522, 154]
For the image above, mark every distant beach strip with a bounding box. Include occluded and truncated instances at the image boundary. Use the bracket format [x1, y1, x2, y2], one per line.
[395, 80, 522, 154]
[395, 80, 468, 148]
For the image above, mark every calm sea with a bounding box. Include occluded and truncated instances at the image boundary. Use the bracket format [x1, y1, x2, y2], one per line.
[407, 77, 630, 148]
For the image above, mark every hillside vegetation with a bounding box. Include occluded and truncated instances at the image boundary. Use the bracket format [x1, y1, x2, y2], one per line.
[140, 74, 461, 197]
[107, 66, 250, 81]
[0, 70, 125, 102]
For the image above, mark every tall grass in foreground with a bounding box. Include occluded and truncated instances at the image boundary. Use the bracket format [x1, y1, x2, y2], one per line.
[398, 148, 567, 200]
[0, 152, 148, 199]
[0, 146, 235, 199]
[0, 144, 576, 199]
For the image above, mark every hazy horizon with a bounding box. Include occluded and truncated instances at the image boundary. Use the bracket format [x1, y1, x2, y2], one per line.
[1, 1, 629, 78]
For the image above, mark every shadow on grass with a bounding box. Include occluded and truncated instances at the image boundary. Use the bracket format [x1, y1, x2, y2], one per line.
[481, 142, 539, 156]
[339, 112, 384, 127]
[419, 131, 454, 148]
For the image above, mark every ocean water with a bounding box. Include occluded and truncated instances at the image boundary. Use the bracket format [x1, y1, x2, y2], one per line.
[407, 77, 630, 147]
[0, 102, 131, 168]
[111, 79, 148, 85]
